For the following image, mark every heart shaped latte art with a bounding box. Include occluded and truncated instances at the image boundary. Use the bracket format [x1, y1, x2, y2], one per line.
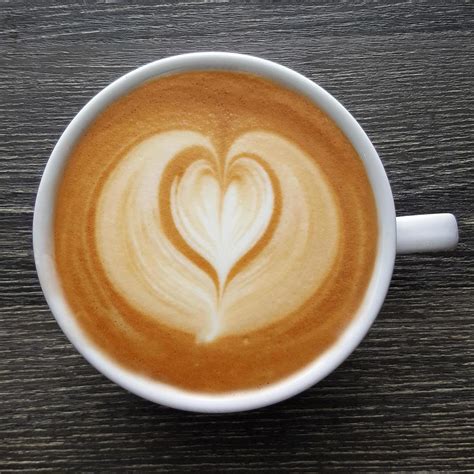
[96, 130, 340, 342]
[170, 156, 275, 291]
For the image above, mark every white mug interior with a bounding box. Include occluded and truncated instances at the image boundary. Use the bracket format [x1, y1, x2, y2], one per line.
[33, 52, 396, 413]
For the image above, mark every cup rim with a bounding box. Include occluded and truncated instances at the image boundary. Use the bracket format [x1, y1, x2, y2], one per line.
[33, 52, 396, 413]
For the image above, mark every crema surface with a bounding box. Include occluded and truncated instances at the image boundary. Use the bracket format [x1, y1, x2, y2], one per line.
[54, 71, 378, 392]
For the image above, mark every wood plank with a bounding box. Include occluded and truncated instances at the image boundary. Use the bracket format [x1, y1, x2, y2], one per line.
[1, 1, 472, 471]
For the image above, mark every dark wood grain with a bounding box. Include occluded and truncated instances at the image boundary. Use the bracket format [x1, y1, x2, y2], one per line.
[1, 1, 473, 471]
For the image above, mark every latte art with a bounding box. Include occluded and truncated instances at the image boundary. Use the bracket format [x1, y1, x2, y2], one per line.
[55, 71, 377, 392]
[97, 130, 339, 342]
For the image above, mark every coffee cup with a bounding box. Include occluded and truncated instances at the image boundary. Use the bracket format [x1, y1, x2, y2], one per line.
[33, 52, 458, 412]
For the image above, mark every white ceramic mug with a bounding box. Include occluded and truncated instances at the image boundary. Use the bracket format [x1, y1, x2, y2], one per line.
[33, 52, 459, 413]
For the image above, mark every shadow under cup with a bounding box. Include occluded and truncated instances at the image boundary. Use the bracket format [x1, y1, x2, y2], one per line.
[33, 53, 396, 413]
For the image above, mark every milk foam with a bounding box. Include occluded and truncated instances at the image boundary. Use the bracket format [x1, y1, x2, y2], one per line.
[96, 129, 340, 342]
[55, 71, 379, 392]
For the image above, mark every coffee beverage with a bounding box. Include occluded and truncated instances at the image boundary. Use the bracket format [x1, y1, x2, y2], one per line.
[54, 71, 378, 393]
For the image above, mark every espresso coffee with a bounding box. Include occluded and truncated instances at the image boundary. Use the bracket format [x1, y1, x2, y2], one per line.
[54, 71, 378, 393]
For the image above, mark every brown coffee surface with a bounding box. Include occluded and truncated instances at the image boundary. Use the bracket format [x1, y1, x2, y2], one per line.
[54, 71, 378, 393]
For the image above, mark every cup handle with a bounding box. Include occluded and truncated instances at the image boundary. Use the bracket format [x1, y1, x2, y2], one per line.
[396, 213, 459, 254]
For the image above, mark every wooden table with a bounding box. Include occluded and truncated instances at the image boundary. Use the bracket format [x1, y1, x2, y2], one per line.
[1, 2, 472, 471]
